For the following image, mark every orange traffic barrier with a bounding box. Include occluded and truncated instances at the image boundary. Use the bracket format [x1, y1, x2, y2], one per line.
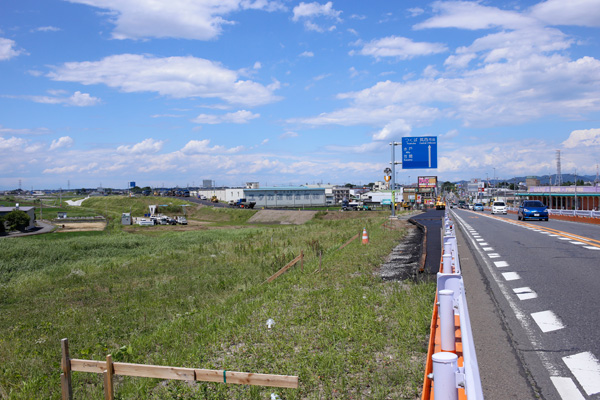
[361, 228, 369, 244]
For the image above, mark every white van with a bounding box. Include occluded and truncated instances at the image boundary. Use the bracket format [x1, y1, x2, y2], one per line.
[491, 201, 507, 215]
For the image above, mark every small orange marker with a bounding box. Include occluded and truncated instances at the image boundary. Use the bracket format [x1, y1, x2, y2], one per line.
[362, 228, 369, 244]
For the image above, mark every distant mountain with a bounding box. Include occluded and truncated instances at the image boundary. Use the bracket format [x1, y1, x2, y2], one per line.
[454, 174, 598, 186]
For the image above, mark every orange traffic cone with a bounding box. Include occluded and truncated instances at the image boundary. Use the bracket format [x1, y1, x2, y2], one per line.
[362, 228, 369, 244]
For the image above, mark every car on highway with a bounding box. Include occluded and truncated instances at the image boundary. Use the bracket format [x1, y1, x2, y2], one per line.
[491, 201, 507, 215]
[473, 203, 484, 211]
[518, 200, 549, 221]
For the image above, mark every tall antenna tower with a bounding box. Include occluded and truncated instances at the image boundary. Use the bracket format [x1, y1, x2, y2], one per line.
[555, 150, 562, 186]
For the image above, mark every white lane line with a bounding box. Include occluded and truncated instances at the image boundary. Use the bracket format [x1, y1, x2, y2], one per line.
[479, 242, 489, 245]
[531, 310, 565, 333]
[548, 234, 559, 237]
[550, 377, 585, 400]
[476, 238, 484, 241]
[569, 241, 585, 245]
[488, 253, 501, 258]
[563, 352, 600, 396]
[482, 247, 494, 251]
[513, 287, 538, 300]
[494, 261, 509, 268]
[502, 272, 521, 281]
[583, 246, 600, 250]
[559, 237, 572, 240]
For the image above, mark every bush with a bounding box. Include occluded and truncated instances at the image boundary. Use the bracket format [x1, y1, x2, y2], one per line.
[0, 216, 5, 234]
[4, 210, 30, 231]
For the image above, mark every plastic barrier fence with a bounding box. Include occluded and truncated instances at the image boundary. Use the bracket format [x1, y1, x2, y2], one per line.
[422, 211, 484, 400]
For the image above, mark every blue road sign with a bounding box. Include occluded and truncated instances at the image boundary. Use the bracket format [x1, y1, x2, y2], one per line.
[401, 136, 437, 169]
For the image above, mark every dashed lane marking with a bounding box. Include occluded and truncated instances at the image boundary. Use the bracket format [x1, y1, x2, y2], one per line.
[550, 377, 585, 400]
[513, 287, 538, 300]
[502, 272, 520, 281]
[563, 352, 600, 396]
[494, 261, 509, 268]
[531, 310, 565, 333]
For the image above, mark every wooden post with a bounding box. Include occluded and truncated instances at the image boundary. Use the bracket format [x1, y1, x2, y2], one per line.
[301, 250, 304, 272]
[104, 354, 114, 400]
[61, 338, 73, 400]
[319, 251, 322, 271]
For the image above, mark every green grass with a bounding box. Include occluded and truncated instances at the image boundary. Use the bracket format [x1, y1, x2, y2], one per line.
[0, 201, 434, 399]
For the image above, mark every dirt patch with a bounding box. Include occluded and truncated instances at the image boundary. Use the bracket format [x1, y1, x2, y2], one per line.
[55, 222, 106, 232]
[379, 221, 424, 281]
[247, 210, 317, 225]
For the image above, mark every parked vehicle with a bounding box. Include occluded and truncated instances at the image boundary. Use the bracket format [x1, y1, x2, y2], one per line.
[175, 216, 188, 225]
[518, 200, 549, 221]
[491, 201, 507, 215]
[230, 198, 256, 209]
[473, 203, 484, 211]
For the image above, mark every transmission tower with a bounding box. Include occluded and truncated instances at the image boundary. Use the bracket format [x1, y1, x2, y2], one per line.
[555, 150, 562, 186]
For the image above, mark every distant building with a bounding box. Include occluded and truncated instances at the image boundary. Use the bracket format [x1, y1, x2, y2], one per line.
[0, 206, 36, 230]
[245, 187, 326, 207]
[202, 180, 214, 188]
[526, 177, 540, 188]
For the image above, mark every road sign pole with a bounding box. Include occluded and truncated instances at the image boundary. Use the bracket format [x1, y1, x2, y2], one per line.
[391, 142, 396, 217]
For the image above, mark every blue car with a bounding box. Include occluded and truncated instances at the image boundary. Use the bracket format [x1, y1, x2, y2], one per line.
[473, 203, 484, 211]
[518, 200, 549, 221]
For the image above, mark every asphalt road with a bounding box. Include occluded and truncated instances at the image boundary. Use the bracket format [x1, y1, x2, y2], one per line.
[451, 208, 600, 400]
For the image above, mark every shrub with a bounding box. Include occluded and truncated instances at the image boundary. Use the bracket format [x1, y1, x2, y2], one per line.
[4, 210, 30, 231]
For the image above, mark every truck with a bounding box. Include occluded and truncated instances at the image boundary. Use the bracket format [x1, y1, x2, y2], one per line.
[230, 198, 256, 209]
[210, 195, 219, 203]
[435, 197, 446, 210]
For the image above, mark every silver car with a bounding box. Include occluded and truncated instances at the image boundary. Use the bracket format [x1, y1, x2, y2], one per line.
[491, 201, 507, 215]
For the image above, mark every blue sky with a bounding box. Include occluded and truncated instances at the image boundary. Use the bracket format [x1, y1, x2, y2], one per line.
[2, 0, 600, 190]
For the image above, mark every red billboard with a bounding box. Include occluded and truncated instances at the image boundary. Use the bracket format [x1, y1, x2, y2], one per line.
[418, 176, 437, 189]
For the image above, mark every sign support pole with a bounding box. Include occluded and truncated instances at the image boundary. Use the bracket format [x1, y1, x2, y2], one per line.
[391, 142, 396, 217]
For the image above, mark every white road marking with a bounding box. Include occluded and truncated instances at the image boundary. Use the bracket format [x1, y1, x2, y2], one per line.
[531, 310, 565, 332]
[559, 237, 572, 240]
[451, 211, 561, 376]
[479, 242, 489, 245]
[476, 238, 484, 241]
[583, 246, 600, 250]
[488, 253, 500, 258]
[502, 272, 520, 281]
[550, 377, 585, 400]
[494, 261, 509, 268]
[563, 352, 600, 396]
[513, 287, 538, 300]
[569, 241, 585, 245]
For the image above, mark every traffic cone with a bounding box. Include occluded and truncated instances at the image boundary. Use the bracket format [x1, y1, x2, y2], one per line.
[362, 228, 369, 244]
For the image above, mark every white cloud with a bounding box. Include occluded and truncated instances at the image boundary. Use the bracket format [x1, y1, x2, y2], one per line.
[292, 2, 341, 21]
[117, 138, 164, 154]
[292, 1, 341, 32]
[408, 7, 424, 17]
[300, 51, 314, 57]
[33, 26, 61, 32]
[49, 136, 74, 150]
[0, 125, 52, 136]
[562, 128, 600, 148]
[180, 139, 243, 154]
[9, 91, 101, 106]
[48, 54, 281, 107]
[192, 110, 260, 124]
[0, 38, 23, 61]
[530, 0, 600, 28]
[65, 0, 286, 40]
[372, 119, 412, 141]
[280, 131, 298, 138]
[352, 36, 447, 60]
[325, 142, 385, 154]
[0, 136, 27, 149]
[414, 1, 534, 31]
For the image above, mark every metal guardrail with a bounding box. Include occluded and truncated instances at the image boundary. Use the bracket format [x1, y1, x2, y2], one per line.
[423, 212, 484, 400]
[507, 207, 600, 218]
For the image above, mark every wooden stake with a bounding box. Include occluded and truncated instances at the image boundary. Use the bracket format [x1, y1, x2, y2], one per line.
[264, 253, 303, 283]
[301, 250, 304, 272]
[104, 354, 114, 400]
[61, 338, 73, 400]
[338, 233, 359, 250]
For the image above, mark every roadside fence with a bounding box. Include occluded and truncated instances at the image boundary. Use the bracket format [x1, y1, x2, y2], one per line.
[422, 211, 483, 400]
[60, 338, 298, 400]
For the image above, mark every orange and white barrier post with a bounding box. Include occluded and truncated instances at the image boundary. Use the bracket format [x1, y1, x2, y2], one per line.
[362, 228, 369, 244]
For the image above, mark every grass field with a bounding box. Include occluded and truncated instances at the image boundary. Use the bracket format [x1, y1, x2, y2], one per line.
[0, 197, 435, 399]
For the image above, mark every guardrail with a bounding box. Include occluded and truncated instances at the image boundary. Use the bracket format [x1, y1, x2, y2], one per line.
[422, 211, 483, 400]
[547, 209, 600, 218]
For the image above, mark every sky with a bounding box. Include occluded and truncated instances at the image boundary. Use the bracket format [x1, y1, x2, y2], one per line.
[2, 0, 600, 190]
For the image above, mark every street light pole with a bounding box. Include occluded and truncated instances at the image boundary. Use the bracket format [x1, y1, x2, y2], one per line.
[390, 142, 401, 217]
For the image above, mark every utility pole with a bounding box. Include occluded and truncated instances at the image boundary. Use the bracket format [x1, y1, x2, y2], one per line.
[390, 142, 401, 217]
